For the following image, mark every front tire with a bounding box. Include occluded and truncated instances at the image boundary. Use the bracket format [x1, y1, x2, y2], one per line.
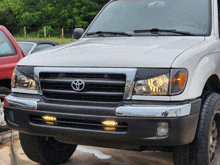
[19, 132, 77, 165]
[173, 92, 220, 165]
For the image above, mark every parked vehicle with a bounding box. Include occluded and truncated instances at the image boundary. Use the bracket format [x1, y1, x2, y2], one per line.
[0, 26, 24, 132]
[17, 40, 59, 56]
[4, 0, 220, 164]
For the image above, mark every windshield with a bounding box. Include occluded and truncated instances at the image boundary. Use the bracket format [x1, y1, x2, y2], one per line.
[86, 0, 211, 36]
[17, 42, 35, 56]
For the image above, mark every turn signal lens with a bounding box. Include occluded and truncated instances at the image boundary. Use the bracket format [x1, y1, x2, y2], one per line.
[170, 69, 188, 95]
[172, 73, 187, 89]
[102, 120, 118, 126]
[11, 69, 16, 88]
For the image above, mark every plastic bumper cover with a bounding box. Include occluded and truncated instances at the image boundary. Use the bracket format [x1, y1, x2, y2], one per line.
[4, 94, 201, 150]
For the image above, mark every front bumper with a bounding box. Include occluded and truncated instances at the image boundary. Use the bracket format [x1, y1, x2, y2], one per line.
[4, 94, 201, 150]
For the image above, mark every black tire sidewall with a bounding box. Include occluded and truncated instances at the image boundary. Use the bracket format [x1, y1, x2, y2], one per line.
[19, 132, 77, 165]
[0, 87, 11, 96]
[195, 92, 220, 164]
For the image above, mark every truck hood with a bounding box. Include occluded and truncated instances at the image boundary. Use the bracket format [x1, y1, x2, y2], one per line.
[18, 37, 205, 68]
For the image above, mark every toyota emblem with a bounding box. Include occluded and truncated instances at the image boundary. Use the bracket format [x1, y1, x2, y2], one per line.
[71, 79, 85, 91]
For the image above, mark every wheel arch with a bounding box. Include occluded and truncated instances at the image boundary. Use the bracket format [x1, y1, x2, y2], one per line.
[0, 78, 11, 90]
[202, 74, 220, 97]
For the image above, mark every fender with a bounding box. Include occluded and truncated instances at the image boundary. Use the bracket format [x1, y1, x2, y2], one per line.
[171, 36, 220, 101]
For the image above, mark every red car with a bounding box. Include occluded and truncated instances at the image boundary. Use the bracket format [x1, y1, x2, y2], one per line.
[0, 26, 25, 131]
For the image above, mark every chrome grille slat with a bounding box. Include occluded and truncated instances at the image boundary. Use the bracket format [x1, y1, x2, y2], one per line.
[42, 89, 124, 96]
[40, 78, 125, 85]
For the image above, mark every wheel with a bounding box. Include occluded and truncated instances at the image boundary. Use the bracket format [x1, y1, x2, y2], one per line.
[173, 92, 220, 165]
[0, 87, 11, 132]
[19, 132, 77, 165]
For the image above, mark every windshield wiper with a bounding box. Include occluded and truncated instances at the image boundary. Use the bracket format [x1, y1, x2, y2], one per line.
[134, 28, 196, 36]
[86, 31, 132, 36]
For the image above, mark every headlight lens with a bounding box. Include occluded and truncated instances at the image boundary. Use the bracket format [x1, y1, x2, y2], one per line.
[133, 68, 187, 96]
[134, 74, 169, 95]
[11, 68, 38, 94]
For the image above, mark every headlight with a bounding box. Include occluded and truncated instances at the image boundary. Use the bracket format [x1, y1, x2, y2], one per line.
[11, 67, 38, 94]
[133, 68, 187, 96]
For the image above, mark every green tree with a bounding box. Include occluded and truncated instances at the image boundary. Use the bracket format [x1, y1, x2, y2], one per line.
[0, 0, 110, 30]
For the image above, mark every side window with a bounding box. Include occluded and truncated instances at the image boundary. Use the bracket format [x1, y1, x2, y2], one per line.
[32, 44, 54, 53]
[0, 30, 16, 57]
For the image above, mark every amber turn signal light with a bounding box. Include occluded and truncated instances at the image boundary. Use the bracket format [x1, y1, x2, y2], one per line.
[172, 73, 187, 89]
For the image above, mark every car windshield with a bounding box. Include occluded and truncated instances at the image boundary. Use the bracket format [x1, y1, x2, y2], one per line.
[17, 42, 35, 56]
[86, 0, 210, 36]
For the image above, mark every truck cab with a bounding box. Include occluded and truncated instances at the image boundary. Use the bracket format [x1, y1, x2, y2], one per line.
[0, 26, 24, 131]
[4, 0, 220, 164]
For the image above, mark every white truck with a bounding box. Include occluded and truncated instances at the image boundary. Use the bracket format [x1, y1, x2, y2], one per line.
[4, 0, 220, 164]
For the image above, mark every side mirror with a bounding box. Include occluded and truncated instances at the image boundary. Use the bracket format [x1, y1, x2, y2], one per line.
[73, 28, 84, 39]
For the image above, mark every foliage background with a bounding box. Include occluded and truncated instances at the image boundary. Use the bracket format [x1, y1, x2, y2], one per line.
[0, 0, 109, 30]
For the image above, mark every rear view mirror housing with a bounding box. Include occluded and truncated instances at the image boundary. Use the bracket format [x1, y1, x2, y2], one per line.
[73, 28, 84, 39]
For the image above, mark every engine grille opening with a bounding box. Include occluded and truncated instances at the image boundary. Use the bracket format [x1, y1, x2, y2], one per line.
[39, 72, 126, 102]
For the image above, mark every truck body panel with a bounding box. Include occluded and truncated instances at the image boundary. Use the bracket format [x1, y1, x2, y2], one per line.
[4, 0, 220, 164]
[0, 26, 24, 80]
[17, 37, 204, 68]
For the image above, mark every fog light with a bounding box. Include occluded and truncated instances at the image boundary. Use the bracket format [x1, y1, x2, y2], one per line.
[157, 122, 169, 136]
[42, 116, 57, 121]
[104, 127, 116, 131]
[42, 116, 57, 125]
[102, 120, 118, 126]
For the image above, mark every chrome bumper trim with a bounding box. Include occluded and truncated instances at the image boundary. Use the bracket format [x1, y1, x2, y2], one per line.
[5, 95, 40, 110]
[12, 88, 38, 95]
[116, 104, 191, 117]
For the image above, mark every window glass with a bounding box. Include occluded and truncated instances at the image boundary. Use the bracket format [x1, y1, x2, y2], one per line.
[32, 44, 54, 53]
[17, 43, 35, 56]
[0, 30, 16, 57]
[87, 0, 211, 36]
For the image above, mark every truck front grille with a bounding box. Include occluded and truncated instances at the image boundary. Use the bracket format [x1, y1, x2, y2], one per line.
[39, 72, 126, 102]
